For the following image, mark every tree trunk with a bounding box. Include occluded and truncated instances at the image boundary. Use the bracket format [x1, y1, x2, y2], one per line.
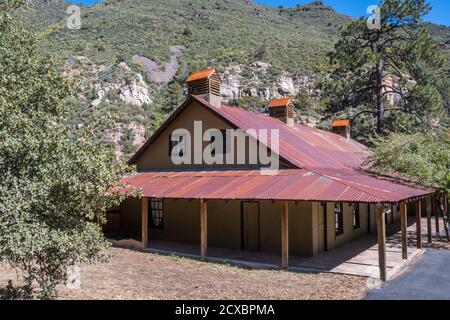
[375, 57, 386, 134]
[439, 194, 450, 242]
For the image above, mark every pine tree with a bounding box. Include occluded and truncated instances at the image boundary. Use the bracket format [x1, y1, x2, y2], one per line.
[322, 0, 446, 138]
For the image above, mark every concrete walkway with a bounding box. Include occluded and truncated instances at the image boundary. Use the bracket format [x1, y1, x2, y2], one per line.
[365, 249, 450, 300]
[292, 236, 420, 279]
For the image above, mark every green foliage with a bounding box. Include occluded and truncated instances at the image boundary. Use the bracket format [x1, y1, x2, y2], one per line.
[0, 0, 134, 299]
[293, 88, 321, 118]
[18, 0, 450, 152]
[369, 132, 450, 192]
[21, 0, 351, 142]
[322, 0, 447, 140]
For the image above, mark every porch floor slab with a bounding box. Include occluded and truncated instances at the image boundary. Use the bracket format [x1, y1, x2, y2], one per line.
[113, 216, 444, 279]
[141, 233, 420, 279]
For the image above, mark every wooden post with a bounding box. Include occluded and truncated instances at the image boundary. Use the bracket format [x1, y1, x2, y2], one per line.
[434, 194, 440, 237]
[141, 197, 148, 248]
[377, 205, 387, 281]
[426, 197, 432, 244]
[400, 202, 408, 260]
[200, 199, 208, 258]
[416, 200, 423, 249]
[281, 201, 289, 269]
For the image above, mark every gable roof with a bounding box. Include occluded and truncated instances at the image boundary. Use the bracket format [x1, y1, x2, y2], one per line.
[332, 119, 350, 127]
[192, 95, 369, 169]
[185, 67, 216, 83]
[122, 169, 432, 204]
[130, 95, 369, 169]
[126, 95, 434, 203]
[268, 97, 293, 108]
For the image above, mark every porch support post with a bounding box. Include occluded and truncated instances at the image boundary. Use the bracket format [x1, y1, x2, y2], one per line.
[426, 197, 432, 244]
[400, 202, 408, 260]
[141, 197, 148, 248]
[281, 201, 289, 269]
[200, 199, 208, 258]
[416, 200, 423, 249]
[434, 194, 440, 237]
[376, 204, 387, 282]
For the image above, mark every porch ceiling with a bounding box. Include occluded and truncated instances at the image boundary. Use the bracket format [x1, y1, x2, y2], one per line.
[121, 169, 432, 204]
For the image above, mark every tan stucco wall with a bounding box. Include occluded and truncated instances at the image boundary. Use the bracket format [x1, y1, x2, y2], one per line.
[258, 201, 314, 257]
[135, 101, 289, 170]
[120, 197, 142, 239]
[207, 200, 242, 250]
[118, 198, 389, 257]
[325, 202, 370, 251]
[120, 198, 414, 257]
[120, 197, 317, 257]
[149, 199, 201, 244]
[120, 197, 418, 257]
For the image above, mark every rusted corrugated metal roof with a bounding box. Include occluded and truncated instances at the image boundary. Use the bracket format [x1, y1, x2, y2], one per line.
[186, 67, 216, 82]
[332, 119, 350, 127]
[268, 98, 292, 108]
[126, 95, 434, 203]
[194, 95, 369, 169]
[122, 169, 432, 203]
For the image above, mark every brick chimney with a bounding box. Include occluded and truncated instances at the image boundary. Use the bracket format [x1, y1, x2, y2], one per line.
[332, 119, 351, 140]
[268, 97, 295, 127]
[185, 67, 221, 107]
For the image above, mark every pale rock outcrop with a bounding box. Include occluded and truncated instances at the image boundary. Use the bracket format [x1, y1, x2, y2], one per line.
[92, 74, 152, 107]
[221, 65, 244, 100]
[118, 74, 152, 106]
[220, 62, 316, 102]
[278, 75, 296, 96]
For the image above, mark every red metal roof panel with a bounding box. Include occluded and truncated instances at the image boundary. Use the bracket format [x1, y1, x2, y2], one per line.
[122, 169, 432, 203]
[126, 96, 434, 203]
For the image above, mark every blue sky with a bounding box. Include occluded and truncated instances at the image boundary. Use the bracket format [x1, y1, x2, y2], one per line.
[72, 0, 449, 26]
[258, 0, 449, 26]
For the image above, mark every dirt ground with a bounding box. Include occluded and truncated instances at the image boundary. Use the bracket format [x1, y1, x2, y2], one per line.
[1, 247, 368, 300]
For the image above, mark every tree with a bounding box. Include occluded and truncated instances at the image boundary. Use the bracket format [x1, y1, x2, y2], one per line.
[322, 0, 446, 138]
[0, 0, 134, 299]
[368, 132, 450, 239]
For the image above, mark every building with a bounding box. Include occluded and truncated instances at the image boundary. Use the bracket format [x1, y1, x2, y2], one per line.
[113, 67, 439, 281]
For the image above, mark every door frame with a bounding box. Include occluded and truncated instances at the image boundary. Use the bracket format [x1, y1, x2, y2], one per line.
[321, 202, 328, 252]
[240, 201, 261, 252]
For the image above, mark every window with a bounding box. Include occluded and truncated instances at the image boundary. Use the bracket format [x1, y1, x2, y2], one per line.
[149, 198, 164, 229]
[221, 129, 229, 154]
[353, 204, 360, 230]
[335, 203, 344, 236]
[169, 134, 186, 157]
[210, 129, 228, 156]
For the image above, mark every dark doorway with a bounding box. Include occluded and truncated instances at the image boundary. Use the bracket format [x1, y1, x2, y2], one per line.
[319, 203, 328, 253]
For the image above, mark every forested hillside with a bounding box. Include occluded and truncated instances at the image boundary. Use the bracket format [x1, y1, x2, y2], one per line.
[24, 0, 450, 158]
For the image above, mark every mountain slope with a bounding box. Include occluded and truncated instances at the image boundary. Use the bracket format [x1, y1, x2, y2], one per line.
[24, 0, 450, 158]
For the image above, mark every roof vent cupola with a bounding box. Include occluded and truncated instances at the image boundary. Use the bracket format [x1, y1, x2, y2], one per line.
[185, 67, 222, 107]
[268, 98, 295, 127]
[331, 119, 351, 140]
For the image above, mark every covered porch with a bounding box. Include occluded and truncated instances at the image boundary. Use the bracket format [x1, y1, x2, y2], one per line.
[138, 195, 446, 281]
[121, 169, 445, 281]
[137, 235, 420, 279]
